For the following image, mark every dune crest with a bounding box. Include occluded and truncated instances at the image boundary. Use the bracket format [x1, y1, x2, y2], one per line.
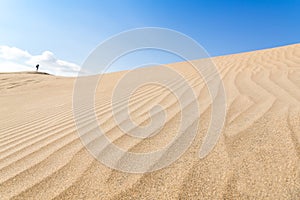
[0, 44, 300, 199]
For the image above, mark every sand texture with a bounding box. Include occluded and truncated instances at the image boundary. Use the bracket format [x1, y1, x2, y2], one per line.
[0, 44, 300, 199]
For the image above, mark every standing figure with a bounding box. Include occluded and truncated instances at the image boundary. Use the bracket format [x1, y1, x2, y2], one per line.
[36, 64, 39, 72]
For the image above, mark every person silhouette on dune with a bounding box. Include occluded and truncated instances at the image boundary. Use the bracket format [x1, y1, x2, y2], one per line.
[36, 64, 39, 72]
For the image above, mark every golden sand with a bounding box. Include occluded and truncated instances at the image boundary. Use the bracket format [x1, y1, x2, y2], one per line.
[0, 44, 300, 199]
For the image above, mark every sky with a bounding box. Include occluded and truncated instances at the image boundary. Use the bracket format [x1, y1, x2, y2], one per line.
[0, 0, 299, 76]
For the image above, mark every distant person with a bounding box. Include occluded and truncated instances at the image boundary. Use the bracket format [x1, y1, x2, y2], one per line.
[36, 64, 39, 72]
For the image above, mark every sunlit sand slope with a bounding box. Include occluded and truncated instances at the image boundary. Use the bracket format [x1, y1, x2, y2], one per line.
[0, 44, 300, 199]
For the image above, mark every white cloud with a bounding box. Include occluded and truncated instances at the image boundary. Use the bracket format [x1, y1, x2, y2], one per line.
[0, 46, 31, 60]
[0, 45, 81, 76]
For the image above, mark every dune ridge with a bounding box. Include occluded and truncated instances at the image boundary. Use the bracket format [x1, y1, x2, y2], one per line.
[0, 44, 300, 199]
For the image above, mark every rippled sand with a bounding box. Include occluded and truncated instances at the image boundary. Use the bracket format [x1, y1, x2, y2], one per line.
[0, 44, 300, 199]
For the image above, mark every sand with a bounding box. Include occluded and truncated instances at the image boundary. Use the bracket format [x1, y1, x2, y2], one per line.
[0, 44, 300, 199]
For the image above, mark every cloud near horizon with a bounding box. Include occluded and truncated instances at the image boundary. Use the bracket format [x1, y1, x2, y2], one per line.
[0, 45, 81, 76]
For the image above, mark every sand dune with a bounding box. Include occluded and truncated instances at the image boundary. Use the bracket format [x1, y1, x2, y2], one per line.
[0, 44, 300, 199]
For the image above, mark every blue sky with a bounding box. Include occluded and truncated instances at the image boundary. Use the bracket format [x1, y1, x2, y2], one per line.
[0, 0, 299, 75]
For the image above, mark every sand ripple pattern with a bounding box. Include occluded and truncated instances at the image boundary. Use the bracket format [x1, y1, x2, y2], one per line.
[0, 44, 300, 199]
